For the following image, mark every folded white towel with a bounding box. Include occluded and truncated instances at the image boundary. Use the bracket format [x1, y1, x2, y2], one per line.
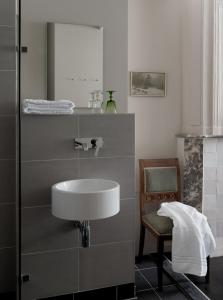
[23, 99, 75, 115]
[23, 108, 74, 115]
[157, 202, 216, 276]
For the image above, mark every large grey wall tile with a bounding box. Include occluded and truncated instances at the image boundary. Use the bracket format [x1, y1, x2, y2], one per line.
[79, 157, 135, 199]
[0, 116, 15, 159]
[0, 159, 15, 203]
[0, 71, 16, 114]
[78, 114, 135, 158]
[0, 204, 15, 248]
[0, 248, 16, 293]
[79, 241, 135, 290]
[21, 159, 79, 207]
[21, 249, 78, 300]
[0, 27, 15, 70]
[21, 115, 77, 161]
[0, 0, 15, 26]
[0, 159, 16, 203]
[21, 206, 78, 254]
[90, 199, 135, 245]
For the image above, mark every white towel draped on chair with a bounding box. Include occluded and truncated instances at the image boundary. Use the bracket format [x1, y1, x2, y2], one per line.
[157, 201, 216, 276]
[23, 99, 75, 114]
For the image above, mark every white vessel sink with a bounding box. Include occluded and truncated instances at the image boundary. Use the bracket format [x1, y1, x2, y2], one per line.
[52, 179, 120, 221]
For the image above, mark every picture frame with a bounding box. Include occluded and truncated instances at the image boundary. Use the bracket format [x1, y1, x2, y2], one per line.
[129, 72, 166, 97]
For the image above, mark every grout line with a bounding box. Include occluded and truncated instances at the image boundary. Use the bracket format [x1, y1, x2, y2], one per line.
[0, 69, 16, 71]
[21, 155, 135, 163]
[136, 287, 153, 293]
[21, 247, 78, 256]
[137, 269, 162, 300]
[152, 288, 162, 300]
[136, 266, 157, 271]
[86, 240, 134, 248]
[0, 158, 15, 161]
[137, 269, 153, 289]
[21, 205, 51, 209]
[21, 157, 79, 163]
[0, 25, 15, 28]
[77, 155, 135, 160]
[0, 202, 16, 206]
[21, 240, 134, 256]
[0, 246, 16, 251]
[0, 114, 17, 117]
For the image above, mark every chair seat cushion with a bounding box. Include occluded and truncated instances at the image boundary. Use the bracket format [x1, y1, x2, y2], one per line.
[142, 211, 173, 234]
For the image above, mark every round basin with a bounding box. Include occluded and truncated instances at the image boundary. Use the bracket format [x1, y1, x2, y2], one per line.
[52, 179, 120, 221]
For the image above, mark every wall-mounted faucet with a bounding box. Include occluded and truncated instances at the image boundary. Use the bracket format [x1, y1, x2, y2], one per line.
[74, 137, 104, 156]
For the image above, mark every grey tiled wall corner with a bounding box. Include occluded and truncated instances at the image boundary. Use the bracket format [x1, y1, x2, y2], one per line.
[21, 114, 135, 298]
[0, 0, 17, 295]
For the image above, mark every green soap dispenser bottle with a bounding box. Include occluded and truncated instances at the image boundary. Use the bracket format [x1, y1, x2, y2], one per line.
[105, 90, 117, 113]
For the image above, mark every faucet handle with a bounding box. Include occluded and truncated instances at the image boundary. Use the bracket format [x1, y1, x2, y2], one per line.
[94, 137, 104, 156]
[82, 143, 89, 151]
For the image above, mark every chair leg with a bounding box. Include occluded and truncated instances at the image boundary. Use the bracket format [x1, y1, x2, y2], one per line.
[205, 256, 210, 284]
[138, 225, 145, 260]
[157, 238, 164, 291]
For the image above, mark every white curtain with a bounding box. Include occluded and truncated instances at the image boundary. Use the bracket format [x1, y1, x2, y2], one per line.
[213, 0, 223, 134]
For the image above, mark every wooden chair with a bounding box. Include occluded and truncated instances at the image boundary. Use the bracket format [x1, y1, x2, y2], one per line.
[138, 158, 210, 290]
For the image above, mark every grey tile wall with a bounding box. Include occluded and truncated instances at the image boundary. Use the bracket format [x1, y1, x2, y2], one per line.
[0, 27, 16, 70]
[0, 0, 15, 26]
[0, 116, 16, 159]
[21, 115, 78, 161]
[21, 159, 79, 207]
[0, 248, 16, 293]
[78, 114, 135, 158]
[0, 0, 17, 295]
[0, 159, 16, 204]
[90, 199, 135, 245]
[0, 203, 16, 248]
[21, 114, 135, 299]
[21, 249, 78, 300]
[0, 71, 16, 114]
[21, 206, 79, 253]
[79, 241, 135, 290]
[79, 157, 135, 199]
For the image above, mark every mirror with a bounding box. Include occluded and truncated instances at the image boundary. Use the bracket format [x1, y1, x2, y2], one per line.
[21, 22, 103, 108]
[47, 23, 103, 107]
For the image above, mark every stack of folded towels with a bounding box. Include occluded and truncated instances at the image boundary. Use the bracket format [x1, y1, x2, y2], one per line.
[23, 99, 75, 115]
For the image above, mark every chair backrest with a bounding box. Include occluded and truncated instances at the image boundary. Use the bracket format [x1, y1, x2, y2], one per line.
[139, 158, 181, 218]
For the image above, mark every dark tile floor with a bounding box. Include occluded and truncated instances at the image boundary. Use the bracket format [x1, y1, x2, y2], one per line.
[135, 254, 217, 300]
[135, 255, 188, 300]
[135, 255, 223, 300]
[188, 256, 223, 300]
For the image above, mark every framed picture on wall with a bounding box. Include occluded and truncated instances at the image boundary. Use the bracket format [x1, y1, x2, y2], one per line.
[129, 72, 166, 97]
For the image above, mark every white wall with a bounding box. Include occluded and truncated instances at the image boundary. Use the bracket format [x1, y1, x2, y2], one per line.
[128, 0, 183, 253]
[21, 0, 128, 112]
[128, 0, 182, 160]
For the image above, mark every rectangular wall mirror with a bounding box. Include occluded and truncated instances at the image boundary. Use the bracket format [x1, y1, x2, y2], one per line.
[21, 22, 103, 108]
[47, 23, 103, 107]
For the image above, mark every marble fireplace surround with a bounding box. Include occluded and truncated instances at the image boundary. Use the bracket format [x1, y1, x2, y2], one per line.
[177, 135, 223, 257]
